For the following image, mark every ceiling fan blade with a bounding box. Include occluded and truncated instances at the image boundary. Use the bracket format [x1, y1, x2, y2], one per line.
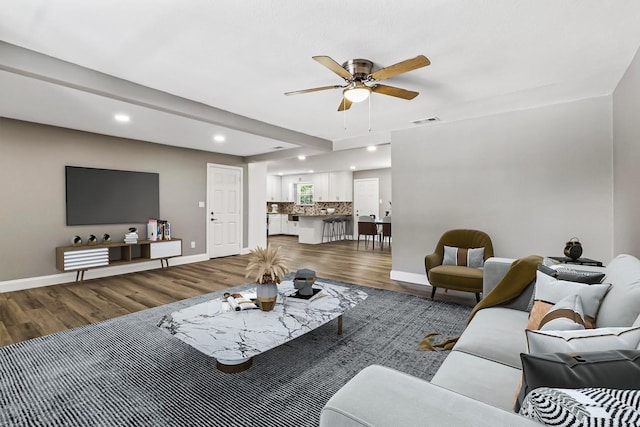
[372, 84, 419, 100]
[337, 97, 352, 111]
[284, 85, 343, 96]
[313, 56, 353, 80]
[370, 55, 430, 81]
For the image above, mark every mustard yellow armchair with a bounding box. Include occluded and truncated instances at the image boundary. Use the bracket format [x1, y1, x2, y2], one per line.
[425, 229, 494, 302]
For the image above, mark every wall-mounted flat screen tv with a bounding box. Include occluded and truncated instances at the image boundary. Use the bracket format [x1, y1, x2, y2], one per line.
[66, 166, 160, 225]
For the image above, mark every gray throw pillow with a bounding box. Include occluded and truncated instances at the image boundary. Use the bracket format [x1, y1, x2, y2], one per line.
[515, 349, 640, 412]
[537, 263, 605, 285]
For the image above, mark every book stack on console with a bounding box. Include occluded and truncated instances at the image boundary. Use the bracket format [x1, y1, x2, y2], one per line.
[124, 228, 139, 244]
[157, 220, 171, 240]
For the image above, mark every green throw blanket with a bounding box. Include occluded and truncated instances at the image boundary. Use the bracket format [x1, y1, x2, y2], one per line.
[419, 254, 542, 351]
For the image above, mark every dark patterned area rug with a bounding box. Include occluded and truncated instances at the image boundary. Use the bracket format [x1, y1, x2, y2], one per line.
[0, 279, 471, 426]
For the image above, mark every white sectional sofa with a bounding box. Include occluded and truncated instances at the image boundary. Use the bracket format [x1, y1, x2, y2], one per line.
[320, 254, 640, 426]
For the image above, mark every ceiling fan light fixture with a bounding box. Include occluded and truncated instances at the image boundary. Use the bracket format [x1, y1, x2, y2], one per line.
[343, 85, 371, 103]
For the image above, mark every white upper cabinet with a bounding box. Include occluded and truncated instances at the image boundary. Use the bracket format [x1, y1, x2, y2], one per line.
[328, 171, 353, 201]
[312, 173, 329, 202]
[279, 171, 352, 203]
[266, 175, 282, 202]
[281, 175, 297, 202]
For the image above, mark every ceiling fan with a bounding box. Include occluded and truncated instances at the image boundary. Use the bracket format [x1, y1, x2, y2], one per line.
[285, 55, 430, 111]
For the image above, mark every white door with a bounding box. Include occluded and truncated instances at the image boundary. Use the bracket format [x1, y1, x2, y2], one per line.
[207, 164, 242, 258]
[353, 178, 379, 221]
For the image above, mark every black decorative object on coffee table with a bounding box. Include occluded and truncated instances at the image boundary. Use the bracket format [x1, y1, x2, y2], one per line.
[293, 269, 316, 296]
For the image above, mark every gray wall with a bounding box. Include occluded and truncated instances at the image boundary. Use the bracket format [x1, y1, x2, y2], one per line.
[391, 97, 614, 278]
[0, 118, 247, 282]
[613, 45, 640, 257]
[353, 168, 392, 217]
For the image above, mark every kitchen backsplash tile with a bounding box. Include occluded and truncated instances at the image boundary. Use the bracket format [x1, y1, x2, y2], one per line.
[267, 202, 352, 215]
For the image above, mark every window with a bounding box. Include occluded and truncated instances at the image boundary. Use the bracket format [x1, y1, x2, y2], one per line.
[297, 183, 314, 205]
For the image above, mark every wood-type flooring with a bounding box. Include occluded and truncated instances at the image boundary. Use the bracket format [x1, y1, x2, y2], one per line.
[0, 235, 476, 346]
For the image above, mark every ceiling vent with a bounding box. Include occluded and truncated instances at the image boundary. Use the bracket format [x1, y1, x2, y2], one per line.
[272, 146, 284, 149]
[411, 116, 440, 125]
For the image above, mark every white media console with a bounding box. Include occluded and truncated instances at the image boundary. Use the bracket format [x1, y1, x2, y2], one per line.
[56, 239, 182, 282]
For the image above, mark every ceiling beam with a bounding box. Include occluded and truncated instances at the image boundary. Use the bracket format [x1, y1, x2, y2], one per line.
[0, 41, 332, 152]
[244, 147, 326, 163]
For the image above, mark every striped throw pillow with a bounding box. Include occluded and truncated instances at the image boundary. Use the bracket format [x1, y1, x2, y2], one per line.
[443, 246, 485, 268]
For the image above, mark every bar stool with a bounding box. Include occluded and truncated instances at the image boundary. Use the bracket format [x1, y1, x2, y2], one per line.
[343, 216, 353, 240]
[334, 216, 346, 241]
[322, 218, 336, 243]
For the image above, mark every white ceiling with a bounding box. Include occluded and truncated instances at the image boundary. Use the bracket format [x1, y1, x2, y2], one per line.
[2, 1, 640, 174]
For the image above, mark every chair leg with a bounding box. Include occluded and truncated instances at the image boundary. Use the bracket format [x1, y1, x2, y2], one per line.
[357, 234, 360, 249]
[475, 293, 481, 303]
[431, 286, 437, 300]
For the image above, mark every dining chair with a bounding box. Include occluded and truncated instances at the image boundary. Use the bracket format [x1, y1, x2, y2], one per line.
[380, 216, 391, 250]
[357, 216, 378, 250]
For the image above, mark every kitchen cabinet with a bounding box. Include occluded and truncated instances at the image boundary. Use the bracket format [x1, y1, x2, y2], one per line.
[282, 217, 299, 236]
[328, 171, 353, 201]
[288, 221, 299, 236]
[268, 214, 282, 235]
[266, 175, 282, 202]
[281, 175, 299, 202]
[312, 173, 329, 202]
[280, 171, 352, 203]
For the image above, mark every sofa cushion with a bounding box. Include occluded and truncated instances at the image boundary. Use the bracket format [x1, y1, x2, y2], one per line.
[429, 264, 484, 290]
[538, 263, 606, 284]
[539, 294, 585, 331]
[516, 350, 640, 412]
[431, 351, 523, 412]
[529, 270, 610, 328]
[321, 365, 539, 427]
[520, 387, 640, 426]
[597, 254, 640, 327]
[525, 326, 640, 354]
[453, 307, 529, 369]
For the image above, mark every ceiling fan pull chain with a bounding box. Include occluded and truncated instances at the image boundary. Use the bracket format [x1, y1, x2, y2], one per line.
[343, 98, 347, 130]
[368, 94, 371, 132]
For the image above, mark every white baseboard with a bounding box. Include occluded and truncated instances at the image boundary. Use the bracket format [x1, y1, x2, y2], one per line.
[0, 254, 209, 293]
[390, 270, 431, 287]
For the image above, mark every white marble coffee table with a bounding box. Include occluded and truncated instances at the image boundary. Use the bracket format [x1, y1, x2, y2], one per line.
[158, 280, 368, 372]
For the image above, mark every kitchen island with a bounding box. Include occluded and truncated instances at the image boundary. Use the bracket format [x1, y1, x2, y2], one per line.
[298, 214, 352, 244]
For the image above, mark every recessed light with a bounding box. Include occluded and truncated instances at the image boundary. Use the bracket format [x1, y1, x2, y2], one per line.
[213, 134, 225, 143]
[350, 165, 356, 170]
[278, 172, 283, 176]
[308, 170, 314, 173]
[114, 114, 130, 123]
[298, 155, 306, 160]
[367, 145, 377, 152]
